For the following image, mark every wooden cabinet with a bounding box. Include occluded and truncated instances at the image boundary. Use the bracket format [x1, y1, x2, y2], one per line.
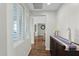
[50, 36, 66, 56]
[50, 36, 79, 56]
[50, 36, 56, 55]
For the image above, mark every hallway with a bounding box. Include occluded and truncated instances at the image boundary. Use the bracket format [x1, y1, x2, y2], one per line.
[29, 36, 50, 56]
[1, 3, 79, 56]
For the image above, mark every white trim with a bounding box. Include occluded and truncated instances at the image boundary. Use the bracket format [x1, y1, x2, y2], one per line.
[27, 46, 31, 56]
[45, 47, 50, 50]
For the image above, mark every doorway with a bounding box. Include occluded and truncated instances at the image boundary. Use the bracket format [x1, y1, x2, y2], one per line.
[34, 23, 45, 40]
[38, 23, 45, 40]
[34, 23, 46, 49]
[29, 15, 48, 56]
[33, 15, 46, 43]
[29, 23, 48, 56]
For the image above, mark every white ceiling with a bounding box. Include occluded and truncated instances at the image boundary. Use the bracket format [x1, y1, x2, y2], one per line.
[27, 3, 63, 11]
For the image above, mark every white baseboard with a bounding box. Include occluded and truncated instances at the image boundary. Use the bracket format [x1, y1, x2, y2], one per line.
[26, 46, 31, 56]
[45, 47, 50, 50]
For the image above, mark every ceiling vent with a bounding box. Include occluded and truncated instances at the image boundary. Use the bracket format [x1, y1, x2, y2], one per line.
[33, 3, 43, 9]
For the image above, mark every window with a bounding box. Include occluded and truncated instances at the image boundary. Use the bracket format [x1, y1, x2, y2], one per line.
[12, 4, 24, 41]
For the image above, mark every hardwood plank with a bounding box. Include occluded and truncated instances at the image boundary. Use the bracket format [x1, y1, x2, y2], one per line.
[29, 36, 50, 56]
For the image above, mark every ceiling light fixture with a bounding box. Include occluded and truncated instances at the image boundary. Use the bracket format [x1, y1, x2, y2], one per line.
[47, 3, 51, 5]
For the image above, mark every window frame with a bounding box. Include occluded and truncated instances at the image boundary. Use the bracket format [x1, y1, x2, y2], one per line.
[12, 4, 25, 42]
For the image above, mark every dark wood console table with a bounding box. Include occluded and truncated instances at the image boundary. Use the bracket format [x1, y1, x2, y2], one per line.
[50, 36, 79, 56]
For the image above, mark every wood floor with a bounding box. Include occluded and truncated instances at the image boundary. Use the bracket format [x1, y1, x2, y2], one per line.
[29, 36, 50, 56]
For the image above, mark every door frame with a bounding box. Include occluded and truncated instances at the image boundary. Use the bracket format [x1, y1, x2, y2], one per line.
[32, 15, 47, 46]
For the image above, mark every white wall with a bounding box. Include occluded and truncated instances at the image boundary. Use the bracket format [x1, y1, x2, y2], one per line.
[0, 4, 7, 56]
[33, 15, 46, 24]
[31, 11, 57, 50]
[57, 4, 79, 44]
[30, 16, 34, 44]
[46, 12, 57, 50]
